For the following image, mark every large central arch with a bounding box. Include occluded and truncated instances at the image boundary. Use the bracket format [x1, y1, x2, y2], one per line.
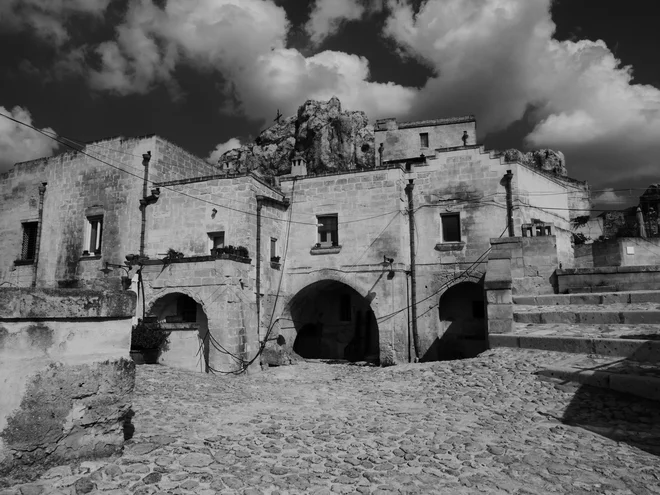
[288, 280, 379, 362]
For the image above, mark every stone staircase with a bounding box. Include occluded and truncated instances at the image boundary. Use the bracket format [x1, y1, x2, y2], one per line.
[489, 290, 660, 401]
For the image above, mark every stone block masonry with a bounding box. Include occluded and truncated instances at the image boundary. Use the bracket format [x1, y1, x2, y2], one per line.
[0, 288, 136, 485]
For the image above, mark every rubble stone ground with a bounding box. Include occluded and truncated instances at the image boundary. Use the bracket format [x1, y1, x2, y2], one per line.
[2, 348, 660, 494]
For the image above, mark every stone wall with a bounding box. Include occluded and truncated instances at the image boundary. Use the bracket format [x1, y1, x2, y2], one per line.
[490, 236, 558, 295]
[375, 117, 477, 162]
[0, 288, 136, 484]
[557, 266, 660, 293]
[574, 237, 660, 268]
[142, 173, 288, 372]
[0, 135, 216, 292]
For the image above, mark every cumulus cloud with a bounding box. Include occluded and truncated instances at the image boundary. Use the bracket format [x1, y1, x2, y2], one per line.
[0, 0, 110, 45]
[86, 0, 415, 121]
[593, 188, 632, 205]
[382, 0, 660, 187]
[305, 0, 365, 45]
[207, 138, 243, 163]
[0, 106, 59, 172]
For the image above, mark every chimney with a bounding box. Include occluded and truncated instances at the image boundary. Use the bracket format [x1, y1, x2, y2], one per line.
[291, 152, 308, 177]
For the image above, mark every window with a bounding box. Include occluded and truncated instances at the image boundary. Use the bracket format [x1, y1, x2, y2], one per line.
[441, 213, 461, 243]
[340, 294, 351, 322]
[317, 215, 338, 247]
[211, 232, 225, 249]
[270, 237, 278, 261]
[21, 222, 38, 260]
[84, 216, 103, 254]
[420, 132, 429, 148]
[208, 231, 225, 253]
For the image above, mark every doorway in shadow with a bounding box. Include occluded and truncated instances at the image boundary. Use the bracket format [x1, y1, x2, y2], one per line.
[290, 280, 379, 362]
[424, 281, 487, 361]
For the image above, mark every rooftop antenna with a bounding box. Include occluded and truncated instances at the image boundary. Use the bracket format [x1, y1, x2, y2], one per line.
[274, 109, 283, 124]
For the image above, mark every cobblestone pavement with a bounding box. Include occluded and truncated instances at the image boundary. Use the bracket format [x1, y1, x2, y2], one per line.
[4, 348, 660, 494]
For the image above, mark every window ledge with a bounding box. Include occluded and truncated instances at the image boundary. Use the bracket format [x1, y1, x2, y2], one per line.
[434, 242, 465, 252]
[80, 254, 102, 261]
[14, 259, 34, 266]
[310, 245, 342, 255]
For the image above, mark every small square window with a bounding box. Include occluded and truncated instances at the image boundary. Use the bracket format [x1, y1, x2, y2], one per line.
[270, 238, 278, 260]
[21, 222, 38, 260]
[209, 231, 225, 249]
[441, 214, 461, 243]
[317, 215, 338, 247]
[420, 132, 429, 148]
[85, 216, 103, 254]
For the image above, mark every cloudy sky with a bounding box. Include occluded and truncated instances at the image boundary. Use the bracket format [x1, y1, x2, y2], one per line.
[1, 0, 658, 208]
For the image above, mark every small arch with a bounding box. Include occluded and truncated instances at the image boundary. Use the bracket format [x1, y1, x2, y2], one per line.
[144, 291, 210, 373]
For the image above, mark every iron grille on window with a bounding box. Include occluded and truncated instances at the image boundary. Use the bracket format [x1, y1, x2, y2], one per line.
[21, 222, 38, 260]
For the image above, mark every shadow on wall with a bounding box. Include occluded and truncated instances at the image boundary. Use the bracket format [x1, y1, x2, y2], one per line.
[423, 281, 487, 361]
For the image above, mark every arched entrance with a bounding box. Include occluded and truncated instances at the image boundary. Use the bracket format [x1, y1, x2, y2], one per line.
[435, 281, 487, 360]
[147, 292, 210, 373]
[289, 280, 379, 362]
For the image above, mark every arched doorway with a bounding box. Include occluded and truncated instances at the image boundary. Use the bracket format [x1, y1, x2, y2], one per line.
[435, 281, 487, 360]
[289, 280, 379, 362]
[147, 292, 210, 372]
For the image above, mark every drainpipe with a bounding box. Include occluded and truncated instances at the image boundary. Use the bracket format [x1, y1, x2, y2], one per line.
[405, 269, 412, 363]
[504, 170, 514, 237]
[32, 182, 47, 287]
[139, 151, 151, 257]
[256, 198, 264, 347]
[405, 179, 421, 361]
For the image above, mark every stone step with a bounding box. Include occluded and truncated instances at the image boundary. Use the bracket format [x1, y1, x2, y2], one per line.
[490, 334, 660, 362]
[535, 354, 660, 402]
[491, 323, 660, 362]
[513, 303, 660, 324]
[513, 290, 660, 306]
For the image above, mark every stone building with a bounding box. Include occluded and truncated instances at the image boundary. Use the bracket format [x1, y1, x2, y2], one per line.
[0, 103, 591, 371]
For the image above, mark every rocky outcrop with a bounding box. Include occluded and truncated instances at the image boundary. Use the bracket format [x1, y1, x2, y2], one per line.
[504, 148, 567, 176]
[218, 97, 375, 175]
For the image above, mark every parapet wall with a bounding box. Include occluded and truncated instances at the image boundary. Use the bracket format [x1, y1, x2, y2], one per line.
[0, 288, 136, 484]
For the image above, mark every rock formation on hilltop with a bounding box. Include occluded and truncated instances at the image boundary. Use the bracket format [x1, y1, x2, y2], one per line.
[503, 149, 567, 176]
[218, 97, 375, 176]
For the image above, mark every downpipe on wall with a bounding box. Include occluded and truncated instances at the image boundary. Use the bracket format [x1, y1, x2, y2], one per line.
[32, 182, 47, 287]
[139, 151, 152, 257]
[405, 179, 421, 361]
[504, 169, 515, 237]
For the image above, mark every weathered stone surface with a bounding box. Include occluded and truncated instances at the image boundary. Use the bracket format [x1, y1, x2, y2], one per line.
[0, 359, 135, 481]
[504, 148, 567, 176]
[179, 453, 213, 468]
[218, 97, 375, 175]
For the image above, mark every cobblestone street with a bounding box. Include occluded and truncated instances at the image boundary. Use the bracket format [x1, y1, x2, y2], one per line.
[4, 348, 660, 494]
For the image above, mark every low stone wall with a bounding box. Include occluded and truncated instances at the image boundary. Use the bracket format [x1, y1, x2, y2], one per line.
[0, 288, 136, 483]
[574, 237, 660, 268]
[557, 266, 660, 293]
[490, 236, 558, 295]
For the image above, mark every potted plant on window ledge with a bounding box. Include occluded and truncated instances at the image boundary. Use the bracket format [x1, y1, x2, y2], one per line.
[130, 319, 170, 365]
[270, 255, 281, 269]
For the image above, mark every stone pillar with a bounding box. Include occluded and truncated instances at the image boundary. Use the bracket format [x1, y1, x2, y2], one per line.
[485, 251, 513, 335]
[0, 288, 136, 482]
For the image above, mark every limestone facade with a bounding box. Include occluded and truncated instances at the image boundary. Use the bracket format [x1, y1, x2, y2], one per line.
[0, 115, 590, 370]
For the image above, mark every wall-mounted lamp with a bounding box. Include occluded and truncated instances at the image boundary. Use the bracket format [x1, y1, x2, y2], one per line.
[211, 208, 217, 219]
[383, 256, 395, 278]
